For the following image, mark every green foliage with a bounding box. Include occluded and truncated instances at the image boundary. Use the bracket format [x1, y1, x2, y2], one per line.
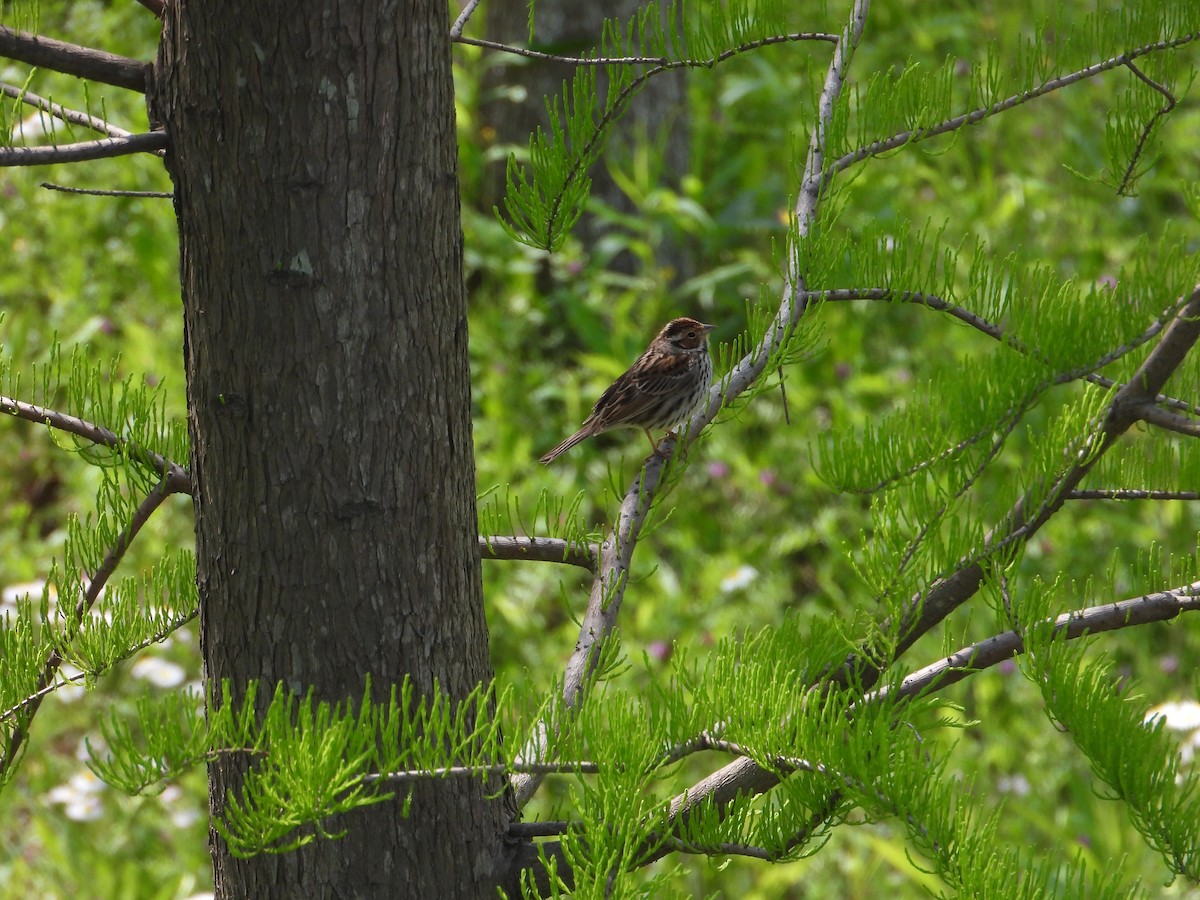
[91, 677, 516, 857]
[4, 0, 1200, 897]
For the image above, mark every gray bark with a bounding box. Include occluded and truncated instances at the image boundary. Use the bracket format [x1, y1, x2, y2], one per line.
[149, 2, 511, 896]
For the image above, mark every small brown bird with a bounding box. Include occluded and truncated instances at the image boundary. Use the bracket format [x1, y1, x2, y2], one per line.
[540, 317, 716, 464]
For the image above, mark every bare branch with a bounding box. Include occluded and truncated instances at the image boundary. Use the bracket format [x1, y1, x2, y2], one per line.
[0, 25, 149, 93]
[508, 821, 574, 839]
[828, 33, 1200, 183]
[1135, 402, 1200, 438]
[449, 0, 485, 40]
[40, 182, 172, 198]
[869, 581, 1200, 703]
[651, 836, 779, 862]
[512, 456, 669, 806]
[0, 131, 167, 167]
[819, 288, 1009, 342]
[367, 760, 600, 785]
[1068, 489, 1200, 501]
[1089, 375, 1200, 416]
[1, 82, 131, 138]
[1, 393, 190, 491]
[1117, 59, 1177, 195]
[478, 535, 597, 571]
[455, 31, 838, 65]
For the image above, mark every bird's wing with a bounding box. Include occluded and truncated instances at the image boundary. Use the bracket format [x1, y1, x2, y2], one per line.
[587, 352, 692, 427]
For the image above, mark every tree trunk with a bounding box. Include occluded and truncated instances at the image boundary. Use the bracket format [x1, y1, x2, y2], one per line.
[149, 2, 510, 896]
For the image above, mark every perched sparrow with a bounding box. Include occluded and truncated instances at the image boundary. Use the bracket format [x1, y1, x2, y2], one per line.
[540, 317, 716, 464]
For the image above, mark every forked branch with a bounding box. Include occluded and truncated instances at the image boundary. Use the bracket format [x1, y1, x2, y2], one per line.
[511, 0, 873, 809]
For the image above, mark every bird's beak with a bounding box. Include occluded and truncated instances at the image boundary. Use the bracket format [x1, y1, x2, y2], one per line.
[701, 323, 716, 333]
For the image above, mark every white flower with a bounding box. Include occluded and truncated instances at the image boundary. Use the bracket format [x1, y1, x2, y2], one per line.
[169, 805, 202, 829]
[1145, 701, 1200, 732]
[11, 112, 58, 142]
[47, 770, 105, 821]
[1, 580, 52, 617]
[1146, 701, 1200, 773]
[131, 656, 187, 688]
[159, 784, 203, 829]
[719, 565, 759, 594]
[75, 734, 104, 763]
[996, 774, 1031, 796]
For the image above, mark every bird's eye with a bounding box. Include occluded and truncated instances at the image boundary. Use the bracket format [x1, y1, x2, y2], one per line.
[687, 331, 696, 338]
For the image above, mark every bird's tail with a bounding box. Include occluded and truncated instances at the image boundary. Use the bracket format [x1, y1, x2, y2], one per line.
[539, 426, 594, 464]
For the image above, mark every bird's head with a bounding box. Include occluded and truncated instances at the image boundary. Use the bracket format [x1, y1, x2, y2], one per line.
[660, 317, 715, 352]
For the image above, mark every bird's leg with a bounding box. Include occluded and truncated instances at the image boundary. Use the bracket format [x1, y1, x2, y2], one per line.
[644, 429, 673, 461]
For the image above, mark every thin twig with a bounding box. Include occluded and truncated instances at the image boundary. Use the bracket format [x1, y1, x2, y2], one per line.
[777, 367, 791, 424]
[814, 287, 1177, 385]
[0, 131, 167, 167]
[366, 760, 600, 785]
[1135, 403, 1200, 438]
[524, 31, 839, 249]
[1067, 488, 1200, 501]
[1117, 59, 1177, 195]
[456, 31, 838, 65]
[40, 182, 172, 198]
[1, 81, 131, 138]
[888, 398, 1031, 580]
[0, 25, 149, 93]
[826, 33, 1199, 185]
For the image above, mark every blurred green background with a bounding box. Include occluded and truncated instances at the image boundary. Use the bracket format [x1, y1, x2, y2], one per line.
[2, 1, 1199, 896]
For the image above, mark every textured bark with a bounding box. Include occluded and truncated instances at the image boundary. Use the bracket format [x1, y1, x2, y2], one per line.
[149, 2, 509, 896]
